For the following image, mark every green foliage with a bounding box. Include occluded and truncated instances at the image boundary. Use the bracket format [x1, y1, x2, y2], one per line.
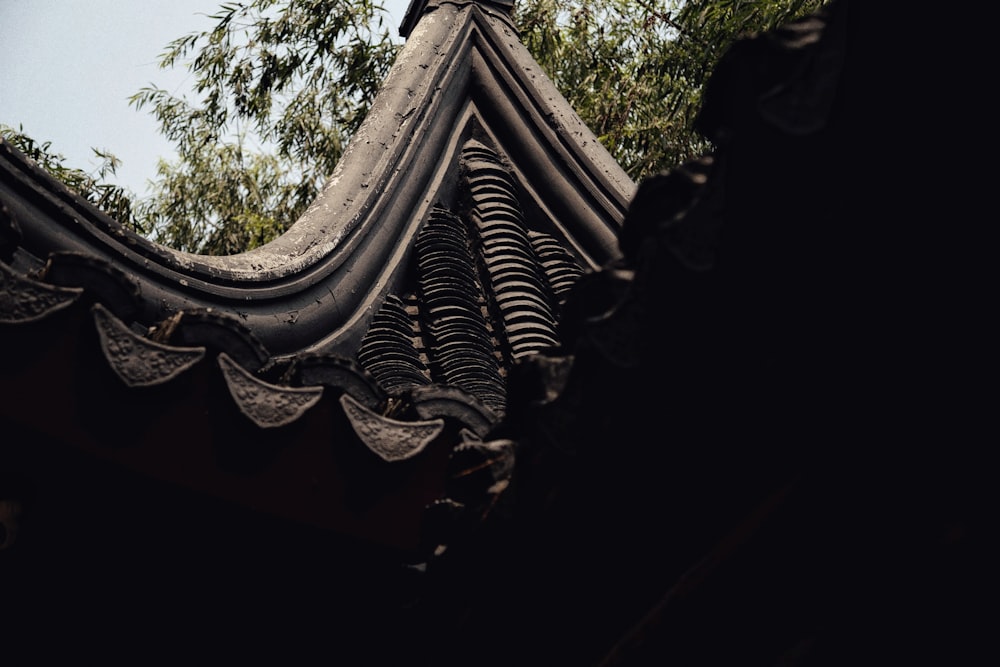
[5, 0, 830, 255]
[129, 0, 399, 254]
[517, 0, 692, 179]
[133, 137, 313, 255]
[0, 124, 149, 235]
[516, 0, 829, 180]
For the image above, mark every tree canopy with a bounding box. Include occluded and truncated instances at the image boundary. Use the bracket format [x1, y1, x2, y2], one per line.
[517, 0, 828, 177]
[128, 0, 399, 254]
[0, 124, 149, 236]
[2, 0, 828, 255]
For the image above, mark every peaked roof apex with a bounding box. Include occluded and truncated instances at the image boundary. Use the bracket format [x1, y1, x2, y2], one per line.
[400, 0, 516, 39]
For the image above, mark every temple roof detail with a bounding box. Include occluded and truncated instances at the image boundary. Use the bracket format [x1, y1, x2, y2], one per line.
[0, 0, 634, 549]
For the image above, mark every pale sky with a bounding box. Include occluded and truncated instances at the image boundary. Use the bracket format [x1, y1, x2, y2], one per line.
[0, 0, 412, 197]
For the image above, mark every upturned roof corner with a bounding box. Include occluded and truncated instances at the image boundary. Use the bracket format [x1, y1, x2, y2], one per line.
[1, 0, 634, 359]
[0, 0, 637, 551]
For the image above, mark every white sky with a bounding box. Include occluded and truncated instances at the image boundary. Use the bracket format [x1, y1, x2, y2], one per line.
[0, 0, 412, 197]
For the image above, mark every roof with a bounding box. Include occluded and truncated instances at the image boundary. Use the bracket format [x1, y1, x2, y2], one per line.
[0, 0, 634, 552]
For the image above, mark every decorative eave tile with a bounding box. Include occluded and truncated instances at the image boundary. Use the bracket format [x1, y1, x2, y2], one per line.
[91, 303, 205, 388]
[339, 392, 444, 463]
[218, 352, 324, 428]
[0, 260, 82, 324]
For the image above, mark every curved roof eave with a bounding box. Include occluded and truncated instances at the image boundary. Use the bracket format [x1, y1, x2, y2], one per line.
[0, 1, 635, 358]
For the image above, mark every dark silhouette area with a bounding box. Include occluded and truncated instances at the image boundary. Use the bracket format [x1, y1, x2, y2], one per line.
[410, 2, 989, 665]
